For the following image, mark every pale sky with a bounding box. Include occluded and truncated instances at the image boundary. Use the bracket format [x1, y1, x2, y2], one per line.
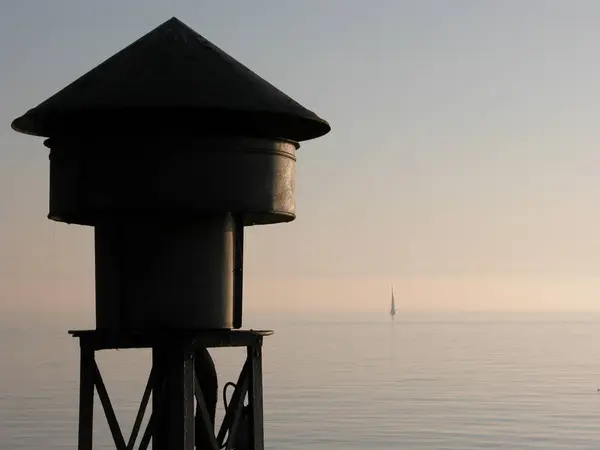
[2, 0, 600, 314]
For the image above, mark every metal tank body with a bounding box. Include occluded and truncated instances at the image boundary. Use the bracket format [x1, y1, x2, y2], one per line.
[11, 17, 330, 332]
[94, 217, 235, 330]
[45, 137, 298, 226]
[46, 136, 298, 330]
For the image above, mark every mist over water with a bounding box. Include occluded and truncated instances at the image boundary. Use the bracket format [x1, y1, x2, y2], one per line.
[2, 310, 600, 449]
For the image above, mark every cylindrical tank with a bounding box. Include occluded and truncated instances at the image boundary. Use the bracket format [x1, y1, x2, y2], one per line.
[11, 17, 331, 332]
[46, 136, 298, 226]
[46, 136, 298, 330]
[95, 216, 234, 330]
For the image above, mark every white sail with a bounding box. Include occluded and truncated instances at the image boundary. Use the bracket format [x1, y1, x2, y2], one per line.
[390, 284, 397, 319]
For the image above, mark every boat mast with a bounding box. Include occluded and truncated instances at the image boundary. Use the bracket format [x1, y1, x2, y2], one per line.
[390, 284, 397, 319]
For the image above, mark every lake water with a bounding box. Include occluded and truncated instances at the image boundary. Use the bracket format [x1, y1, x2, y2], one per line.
[2, 311, 600, 449]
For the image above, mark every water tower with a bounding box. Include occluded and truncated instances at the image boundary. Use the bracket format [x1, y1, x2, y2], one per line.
[11, 17, 330, 450]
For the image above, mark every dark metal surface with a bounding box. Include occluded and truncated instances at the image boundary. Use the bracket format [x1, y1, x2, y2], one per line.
[233, 215, 245, 329]
[74, 332, 267, 450]
[152, 347, 196, 450]
[95, 216, 235, 330]
[11, 17, 330, 141]
[69, 329, 272, 351]
[248, 345, 265, 450]
[46, 136, 298, 227]
[77, 347, 94, 450]
[48, 135, 296, 330]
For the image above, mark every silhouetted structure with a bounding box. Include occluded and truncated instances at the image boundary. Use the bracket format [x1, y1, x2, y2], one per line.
[12, 17, 330, 450]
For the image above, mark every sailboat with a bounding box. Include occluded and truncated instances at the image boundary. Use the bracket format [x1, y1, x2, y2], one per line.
[390, 284, 397, 320]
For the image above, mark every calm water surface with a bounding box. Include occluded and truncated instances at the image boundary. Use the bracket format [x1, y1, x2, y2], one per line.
[2, 311, 600, 449]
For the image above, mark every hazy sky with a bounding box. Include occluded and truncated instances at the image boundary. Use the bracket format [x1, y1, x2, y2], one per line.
[2, 0, 600, 314]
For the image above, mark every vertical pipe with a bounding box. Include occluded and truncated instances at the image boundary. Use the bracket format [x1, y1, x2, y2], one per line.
[233, 215, 244, 329]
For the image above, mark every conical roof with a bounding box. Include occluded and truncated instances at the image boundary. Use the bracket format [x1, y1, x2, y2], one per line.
[11, 17, 330, 142]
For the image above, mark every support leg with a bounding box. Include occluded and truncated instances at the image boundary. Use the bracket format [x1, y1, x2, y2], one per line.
[77, 343, 95, 450]
[153, 345, 196, 450]
[247, 342, 264, 450]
